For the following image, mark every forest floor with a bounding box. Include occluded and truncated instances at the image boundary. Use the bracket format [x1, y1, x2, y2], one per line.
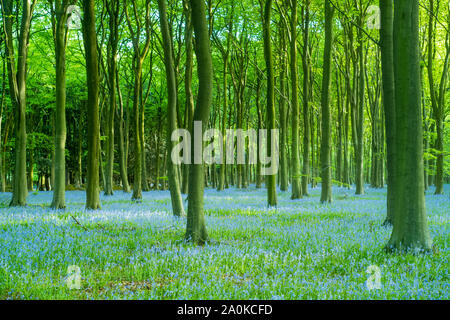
[0, 184, 448, 299]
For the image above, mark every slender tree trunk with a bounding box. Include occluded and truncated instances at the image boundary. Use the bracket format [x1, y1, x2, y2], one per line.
[2, 0, 34, 207]
[355, 6, 365, 195]
[290, 0, 302, 199]
[279, 22, 288, 192]
[125, 0, 151, 200]
[116, 70, 130, 192]
[158, 0, 185, 217]
[256, 75, 262, 189]
[185, 0, 212, 244]
[380, 0, 396, 226]
[50, 1, 71, 209]
[183, 0, 194, 194]
[262, 0, 277, 206]
[132, 63, 143, 200]
[75, 105, 83, 188]
[82, 0, 101, 210]
[0, 56, 5, 192]
[426, 0, 449, 195]
[320, 0, 334, 203]
[103, 0, 120, 196]
[301, 0, 311, 196]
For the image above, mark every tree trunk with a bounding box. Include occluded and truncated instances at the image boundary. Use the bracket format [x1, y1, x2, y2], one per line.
[387, 0, 431, 251]
[183, 0, 194, 194]
[116, 69, 130, 192]
[279, 46, 288, 192]
[301, 0, 311, 196]
[2, 0, 34, 207]
[185, 0, 212, 244]
[82, 0, 101, 210]
[103, 0, 120, 196]
[320, 0, 334, 203]
[158, 0, 185, 217]
[51, 1, 71, 209]
[380, 0, 396, 226]
[290, 0, 302, 200]
[262, 0, 277, 207]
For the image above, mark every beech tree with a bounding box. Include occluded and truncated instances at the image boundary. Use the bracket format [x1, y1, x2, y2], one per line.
[82, 0, 101, 209]
[320, 0, 334, 204]
[387, 0, 432, 251]
[185, 0, 213, 244]
[158, 0, 185, 217]
[49, 0, 75, 209]
[1, 0, 36, 207]
[261, 0, 277, 207]
[124, 0, 152, 201]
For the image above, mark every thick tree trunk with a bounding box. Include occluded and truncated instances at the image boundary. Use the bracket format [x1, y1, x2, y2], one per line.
[387, 0, 431, 251]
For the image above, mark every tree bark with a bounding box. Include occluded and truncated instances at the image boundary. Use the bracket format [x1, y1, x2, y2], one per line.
[301, 0, 311, 196]
[185, 0, 212, 244]
[387, 0, 431, 251]
[262, 0, 277, 207]
[2, 0, 35, 206]
[158, 0, 185, 217]
[320, 0, 334, 203]
[50, 1, 71, 209]
[82, 0, 101, 210]
[380, 0, 396, 226]
[290, 0, 302, 200]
